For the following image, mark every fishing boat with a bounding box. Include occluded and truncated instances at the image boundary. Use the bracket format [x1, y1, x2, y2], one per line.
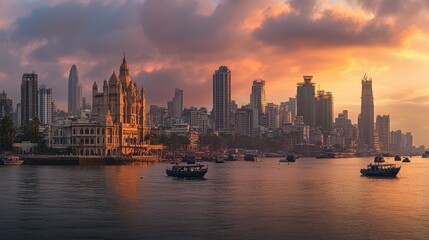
[0, 154, 24, 165]
[279, 154, 296, 162]
[394, 155, 401, 161]
[166, 164, 208, 178]
[374, 155, 385, 163]
[360, 163, 401, 177]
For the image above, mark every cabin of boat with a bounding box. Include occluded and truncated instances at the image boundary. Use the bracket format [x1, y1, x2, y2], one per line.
[360, 163, 401, 177]
[166, 164, 208, 178]
[374, 155, 385, 163]
[0, 154, 24, 165]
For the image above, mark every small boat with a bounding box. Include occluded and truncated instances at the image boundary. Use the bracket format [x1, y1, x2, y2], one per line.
[166, 164, 208, 178]
[374, 155, 385, 163]
[279, 154, 296, 162]
[394, 155, 401, 161]
[402, 157, 411, 163]
[422, 151, 429, 158]
[215, 157, 225, 163]
[244, 154, 261, 162]
[360, 163, 401, 177]
[0, 154, 24, 165]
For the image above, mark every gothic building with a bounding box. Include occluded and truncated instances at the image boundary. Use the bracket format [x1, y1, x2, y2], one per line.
[50, 56, 148, 156]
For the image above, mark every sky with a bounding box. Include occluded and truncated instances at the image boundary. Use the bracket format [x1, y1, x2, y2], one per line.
[0, 0, 428, 146]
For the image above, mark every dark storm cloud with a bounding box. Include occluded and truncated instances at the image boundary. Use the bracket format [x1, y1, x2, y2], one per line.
[12, 1, 143, 62]
[253, 0, 423, 50]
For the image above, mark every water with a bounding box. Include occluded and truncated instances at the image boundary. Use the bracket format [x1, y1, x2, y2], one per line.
[1, 157, 429, 239]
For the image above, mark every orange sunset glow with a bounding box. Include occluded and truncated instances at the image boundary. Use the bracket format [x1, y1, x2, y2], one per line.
[0, 0, 428, 146]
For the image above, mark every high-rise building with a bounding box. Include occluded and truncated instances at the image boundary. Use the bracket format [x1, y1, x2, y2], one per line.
[234, 107, 253, 136]
[0, 90, 13, 119]
[168, 88, 183, 119]
[360, 74, 374, 150]
[279, 102, 293, 127]
[376, 115, 390, 153]
[21, 72, 38, 125]
[39, 84, 53, 125]
[68, 64, 82, 115]
[212, 66, 231, 131]
[186, 107, 209, 135]
[297, 76, 316, 127]
[316, 90, 333, 132]
[250, 79, 266, 114]
[288, 97, 297, 119]
[265, 103, 279, 129]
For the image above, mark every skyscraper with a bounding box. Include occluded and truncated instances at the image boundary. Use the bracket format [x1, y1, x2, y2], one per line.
[212, 66, 231, 131]
[168, 88, 183, 119]
[316, 90, 333, 132]
[68, 64, 82, 115]
[250, 79, 266, 114]
[288, 97, 297, 119]
[39, 84, 53, 125]
[0, 90, 13, 119]
[21, 72, 38, 125]
[376, 115, 390, 153]
[297, 76, 316, 127]
[360, 74, 374, 150]
[265, 103, 279, 129]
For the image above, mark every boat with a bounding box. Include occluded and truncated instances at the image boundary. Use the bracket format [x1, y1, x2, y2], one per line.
[279, 154, 296, 162]
[244, 154, 261, 162]
[166, 164, 208, 178]
[402, 157, 411, 163]
[394, 155, 401, 161]
[422, 151, 429, 158]
[0, 154, 24, 165]
[214, 156, 225, 163]
[360, 163, 401, 177]
[374, 155, 385, 163]
[182, 155, 196, 164]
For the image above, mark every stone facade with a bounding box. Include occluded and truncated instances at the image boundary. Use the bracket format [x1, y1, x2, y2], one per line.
[50, 56, 148, 156]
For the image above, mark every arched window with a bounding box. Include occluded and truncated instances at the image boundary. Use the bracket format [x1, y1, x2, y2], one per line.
[85, 128, 89, 134]
[80, 128, 83, 134]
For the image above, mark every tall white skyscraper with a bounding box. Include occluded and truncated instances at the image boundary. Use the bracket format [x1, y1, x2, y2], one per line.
[39, 84, 52, 125]
[68, 64, 82, 115]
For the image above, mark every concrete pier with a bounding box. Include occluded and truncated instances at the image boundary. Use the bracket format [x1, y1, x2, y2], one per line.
[20, 155, 160, 165]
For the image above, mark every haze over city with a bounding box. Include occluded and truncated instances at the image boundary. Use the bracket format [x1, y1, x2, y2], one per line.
[0, 0, 428, 146]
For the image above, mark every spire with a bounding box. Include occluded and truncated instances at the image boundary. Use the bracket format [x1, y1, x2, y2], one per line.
[123, 52, 126, 64]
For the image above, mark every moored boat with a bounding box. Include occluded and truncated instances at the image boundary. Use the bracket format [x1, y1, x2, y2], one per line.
[360, 163, 401, 177]
[374, 155, 385, 163]
[0, 154, 24, 165]
[402, 157, 410, 163]
[394, 155, 401, 161]
[279, 154, 296, 162]
[166, 164, 208, 178]
[422, 151, 429, 158]
[244, 154, 261, 162]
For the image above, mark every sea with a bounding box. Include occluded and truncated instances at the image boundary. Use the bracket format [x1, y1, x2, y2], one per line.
[1, 157, 429, 240]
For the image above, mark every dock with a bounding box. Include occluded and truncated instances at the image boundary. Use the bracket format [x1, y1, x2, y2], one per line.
[20, 155, 161, 165]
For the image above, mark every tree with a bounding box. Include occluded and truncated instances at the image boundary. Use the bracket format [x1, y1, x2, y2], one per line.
[18, 117, 43, 143]
[0, 115, 15, 153]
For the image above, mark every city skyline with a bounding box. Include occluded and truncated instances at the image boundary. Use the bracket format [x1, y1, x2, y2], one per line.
[0, 0, 428, 145]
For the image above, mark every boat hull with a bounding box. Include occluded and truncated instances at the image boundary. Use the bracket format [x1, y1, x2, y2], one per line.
[360, 168, 400, 177]
[166, 169, 207, 178]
